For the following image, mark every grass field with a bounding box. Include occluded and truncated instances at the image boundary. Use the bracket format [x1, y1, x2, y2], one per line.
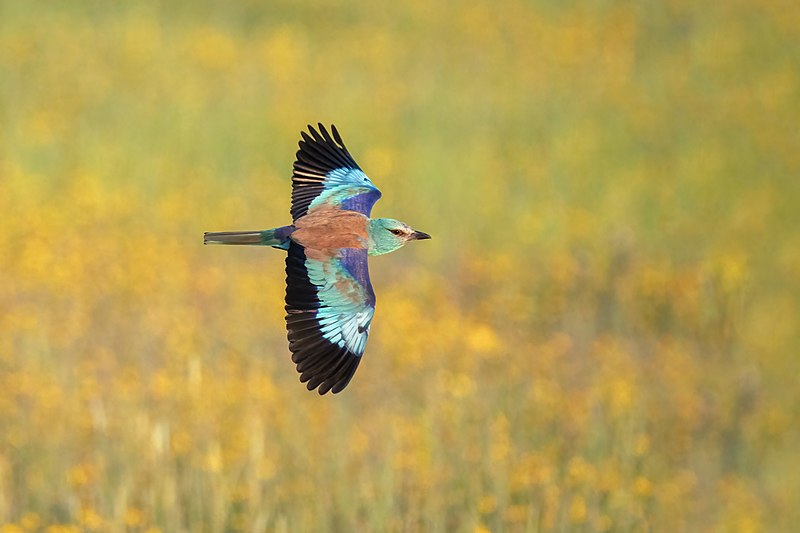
[1, 1, 799, 531]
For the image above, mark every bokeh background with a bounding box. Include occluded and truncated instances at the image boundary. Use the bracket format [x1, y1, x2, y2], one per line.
[1, 1, 799, 531]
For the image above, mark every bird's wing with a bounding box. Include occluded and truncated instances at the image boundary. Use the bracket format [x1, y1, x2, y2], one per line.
[291, 123, 382, 221]
[285, 242, 375, 394]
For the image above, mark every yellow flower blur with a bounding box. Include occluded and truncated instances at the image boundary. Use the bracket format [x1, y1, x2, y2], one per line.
[0, 0, 798, 531]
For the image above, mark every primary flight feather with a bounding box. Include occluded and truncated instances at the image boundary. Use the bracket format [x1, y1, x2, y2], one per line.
[204, 124, 430, 394]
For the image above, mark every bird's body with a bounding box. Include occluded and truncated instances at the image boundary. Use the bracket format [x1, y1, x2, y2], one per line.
[204, 124, 429, 394]
[292, 207, 369, 260]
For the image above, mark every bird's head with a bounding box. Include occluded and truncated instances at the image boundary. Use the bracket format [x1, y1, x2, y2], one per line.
[367, 218, 431, 256]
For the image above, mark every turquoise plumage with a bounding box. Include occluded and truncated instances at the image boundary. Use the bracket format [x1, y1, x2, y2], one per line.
[204, 124, 430, 394]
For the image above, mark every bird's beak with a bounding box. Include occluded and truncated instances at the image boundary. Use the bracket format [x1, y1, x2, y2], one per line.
[410, 230, 431, 240]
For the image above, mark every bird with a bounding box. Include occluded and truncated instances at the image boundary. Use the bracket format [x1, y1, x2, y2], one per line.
[204, 124, 430, 395]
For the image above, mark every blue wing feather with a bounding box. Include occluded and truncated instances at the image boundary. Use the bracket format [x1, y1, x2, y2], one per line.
[338, 248, 376, 307]
[290, 124, 382, 221]
[284, 243, 375, 394]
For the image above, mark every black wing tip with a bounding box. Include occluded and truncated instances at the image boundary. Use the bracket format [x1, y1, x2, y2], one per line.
[299, 123, 348, 151]
[287, 332, 362, 395]
[302, 123, 335, 142]
[299, 364, 357, 395]
[305, 122, 334, 138]
[295, 123, 356, 166]
[308, 359, 359, 395]
[291, 344, 361, 395]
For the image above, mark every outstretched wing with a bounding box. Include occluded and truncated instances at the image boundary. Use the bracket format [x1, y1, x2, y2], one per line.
[285, 243, 375, 394]
[291, 124, 382, 221]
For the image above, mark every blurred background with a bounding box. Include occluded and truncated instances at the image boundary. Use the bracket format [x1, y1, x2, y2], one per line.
[1, 0, 799, 531]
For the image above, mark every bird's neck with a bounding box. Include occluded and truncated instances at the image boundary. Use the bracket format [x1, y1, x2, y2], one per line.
[366, 219, 403, 256]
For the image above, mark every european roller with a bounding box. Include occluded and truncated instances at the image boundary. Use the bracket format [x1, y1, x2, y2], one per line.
[204, 124, 430, 394]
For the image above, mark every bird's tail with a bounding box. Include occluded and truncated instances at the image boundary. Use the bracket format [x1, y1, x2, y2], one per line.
[204, 226, 294, 249]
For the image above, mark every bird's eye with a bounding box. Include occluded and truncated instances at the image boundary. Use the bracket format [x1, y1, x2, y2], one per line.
[390, 229, 404, 236]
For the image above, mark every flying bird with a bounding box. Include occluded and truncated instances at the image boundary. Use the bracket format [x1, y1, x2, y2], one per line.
[204, 124, 430, 394]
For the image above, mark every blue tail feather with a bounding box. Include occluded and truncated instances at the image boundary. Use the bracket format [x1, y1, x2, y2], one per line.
[204, 226, 294, 249]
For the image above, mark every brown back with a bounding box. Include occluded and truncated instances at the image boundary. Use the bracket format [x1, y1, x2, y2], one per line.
[291, 208, 369, 261]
